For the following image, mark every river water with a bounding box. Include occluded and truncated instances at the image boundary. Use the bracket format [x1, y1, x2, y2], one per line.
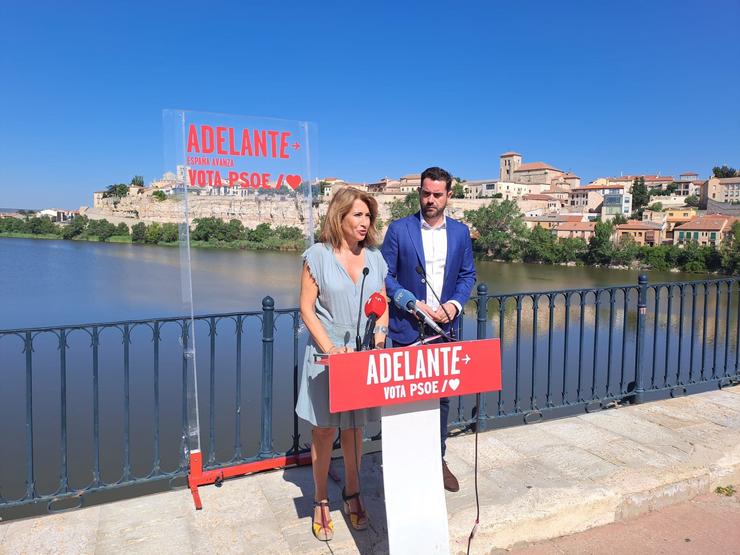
[0, 237, 699, 329]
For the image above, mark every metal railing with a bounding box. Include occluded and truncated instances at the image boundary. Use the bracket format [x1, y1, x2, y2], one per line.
[1, 275, 738, 519]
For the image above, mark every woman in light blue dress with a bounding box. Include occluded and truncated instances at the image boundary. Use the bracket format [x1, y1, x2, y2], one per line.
[296, 187, 388, 541]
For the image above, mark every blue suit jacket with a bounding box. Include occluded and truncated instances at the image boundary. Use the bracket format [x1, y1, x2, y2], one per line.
[381, 212, 476, 344]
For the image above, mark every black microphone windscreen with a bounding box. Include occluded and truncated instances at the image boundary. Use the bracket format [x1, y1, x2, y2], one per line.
[362, 267, 369, 276]
[415, 265, 424, 276]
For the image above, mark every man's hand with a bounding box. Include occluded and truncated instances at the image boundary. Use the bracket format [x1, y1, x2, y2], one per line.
[415, 300, 436, 321]
[433, 303, 458, 323]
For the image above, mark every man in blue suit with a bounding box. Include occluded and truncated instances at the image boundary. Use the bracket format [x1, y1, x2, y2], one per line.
[381, 166, 476, 492]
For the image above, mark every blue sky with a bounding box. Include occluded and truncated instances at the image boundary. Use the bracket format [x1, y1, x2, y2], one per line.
[1, 0, 738, 209]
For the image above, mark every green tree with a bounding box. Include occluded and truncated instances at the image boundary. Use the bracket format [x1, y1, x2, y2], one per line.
[102, 183, 129, 199]
[131, 175, 145, 187]
[630, 177, 649, 211]
[224, 219, 245, 242]
[62, 215, 88, 240]
[152, 190, 166, 201]
[720, 221, 740, 275]
[464, 200, 528, 260]
[247, 223, 273, 243]
[451, 183, 465, 199]
[274, 225, 303, 242]
[640, 244, 679, 271]
[611, 213, 628, 225]
[611, 235, 639, 266]
[685, 195, 700, 207]
[712, 165, 738, 178]
[523, 225, 558, 263]
[131, 222, 147, 243]
[115, 223, 130, 236]
[144, 223, 163, 244]
[555, 237, 588, 263]
[161, 223, 179, 243]
[587, 221, 614, 265]
[26, 216, 59, 235]
[678, 240, 707, 272]
[192, 217, 225, 242]
[647, 202, 664, 212]
[88, 219, 116, 241]
[0, 216, 26, 233]
[388, 192, 418, 221]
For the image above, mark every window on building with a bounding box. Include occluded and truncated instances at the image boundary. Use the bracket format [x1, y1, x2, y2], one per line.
[710, 232, 717, 241]
[679, 231, 685, 241]
[693, 232, 699, 240]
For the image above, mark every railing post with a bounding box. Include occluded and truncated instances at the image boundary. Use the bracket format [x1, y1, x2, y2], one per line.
[476, 283, 488, 340]
[634, 274, 648, 404]
[476, 283, 489, 431]
[259, 296, 276, 458]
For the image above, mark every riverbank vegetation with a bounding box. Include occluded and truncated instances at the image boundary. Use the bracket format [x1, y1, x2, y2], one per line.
[0, 215, 305, 251]
[4, 196, 740, 273]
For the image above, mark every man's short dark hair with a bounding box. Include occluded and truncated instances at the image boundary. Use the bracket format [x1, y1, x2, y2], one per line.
[420, 167, 453, 191]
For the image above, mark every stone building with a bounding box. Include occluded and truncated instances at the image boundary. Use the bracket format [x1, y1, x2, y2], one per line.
[673, 214, 737, 247]
[614, 221, 663, 246]
[703, 176, 740, 205]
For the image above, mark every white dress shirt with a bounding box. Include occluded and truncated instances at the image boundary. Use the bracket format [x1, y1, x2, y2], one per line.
[420, 215, 461, 316]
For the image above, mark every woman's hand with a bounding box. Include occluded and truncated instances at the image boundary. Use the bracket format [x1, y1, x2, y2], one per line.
[327, 345, 353, 354]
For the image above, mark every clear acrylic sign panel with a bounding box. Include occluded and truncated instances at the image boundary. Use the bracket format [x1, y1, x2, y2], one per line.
[163, 109, 317, 459]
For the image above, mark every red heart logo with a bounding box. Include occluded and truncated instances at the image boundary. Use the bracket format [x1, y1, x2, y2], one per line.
[286, 175, 302, 190]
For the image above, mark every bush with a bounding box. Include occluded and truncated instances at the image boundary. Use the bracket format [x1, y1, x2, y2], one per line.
[152, 190, 166, 201]
[274, 225, 303, 242]
[62, 215, 88, 239]
[159, 223, 178, 243]
[247, 223, 273, 243]
[144, 223, 163, 244]
[388, 193, 418, 221]
[0, 216, 26, 233]
[86, 218, 116, 241]
[102, 184, 129, 199]
[26, 216, 59, 235]
[131, 222, 147, 243]
[192, 217, 226, 242]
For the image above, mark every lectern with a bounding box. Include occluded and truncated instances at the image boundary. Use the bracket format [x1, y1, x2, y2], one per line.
[329, 338, 501, 554]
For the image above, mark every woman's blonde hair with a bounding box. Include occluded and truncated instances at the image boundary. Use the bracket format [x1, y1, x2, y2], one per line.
[319, 187, 380, 249]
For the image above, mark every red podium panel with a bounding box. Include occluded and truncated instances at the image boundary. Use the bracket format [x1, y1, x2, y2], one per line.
[328, 339, 501, 413]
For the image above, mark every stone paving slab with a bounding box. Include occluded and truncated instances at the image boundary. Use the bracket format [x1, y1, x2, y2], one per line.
[1, 387, 739, 554]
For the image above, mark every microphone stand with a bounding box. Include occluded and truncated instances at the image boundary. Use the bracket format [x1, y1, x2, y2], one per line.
[415, 266, 481, 555]
[415, 265, 455, 343]
[355, 267, 370, 351]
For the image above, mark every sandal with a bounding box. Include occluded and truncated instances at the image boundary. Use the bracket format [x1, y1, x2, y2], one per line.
[312, 499, 334, 541]
[342, 487, 369, 530]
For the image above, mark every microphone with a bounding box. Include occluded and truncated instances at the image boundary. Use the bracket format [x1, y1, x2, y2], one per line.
[361, 293, 387, 350]
[415, 265, 455, 337]
[355, 267, 370, 351]
[392, 288, 448, 337]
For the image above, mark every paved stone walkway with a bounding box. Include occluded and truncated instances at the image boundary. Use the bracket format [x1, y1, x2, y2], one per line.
[509, 483, 740, 554]
[1, 387, 739, 554]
